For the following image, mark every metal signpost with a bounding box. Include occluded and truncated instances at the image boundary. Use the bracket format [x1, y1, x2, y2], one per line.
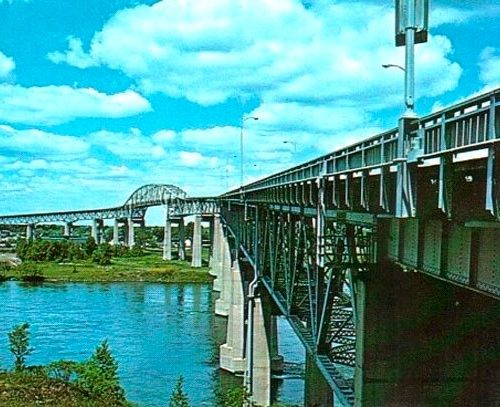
[394, 0, 429, 217]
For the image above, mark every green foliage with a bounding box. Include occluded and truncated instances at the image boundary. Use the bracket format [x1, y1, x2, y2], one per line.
[169, 376, 190, 407]
[92, 243, 113, 266]
[18, 262, 45, 282]
[84, 236, 98, 257]
[0, 263, 10, 281]
[77, 340, 125, 403]
[0, 333, 133, 406]
[44, 359, 81, 382]
[8, 323, 33, 371]
[214, 385, 251, 407]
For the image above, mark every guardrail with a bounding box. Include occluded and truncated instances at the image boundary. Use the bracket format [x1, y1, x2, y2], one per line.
[223, 87, 499, 196]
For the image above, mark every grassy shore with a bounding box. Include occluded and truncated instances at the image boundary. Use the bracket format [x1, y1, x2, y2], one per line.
[2, 253, 214, 284]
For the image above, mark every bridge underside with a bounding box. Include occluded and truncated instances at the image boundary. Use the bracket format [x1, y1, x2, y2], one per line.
[217, 147, 500, 406]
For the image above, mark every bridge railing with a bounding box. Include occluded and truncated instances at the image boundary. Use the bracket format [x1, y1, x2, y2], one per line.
[222, 87, 499, 197]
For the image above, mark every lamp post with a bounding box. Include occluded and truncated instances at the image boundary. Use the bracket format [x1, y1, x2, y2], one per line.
[283, 140, 297, 154]
[382, 63, 405, 72]
[240, 115, 259, 188]
[283, 140, 297, 164]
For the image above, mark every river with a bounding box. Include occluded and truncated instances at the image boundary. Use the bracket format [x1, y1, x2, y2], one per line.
[0, 281, 304, 406]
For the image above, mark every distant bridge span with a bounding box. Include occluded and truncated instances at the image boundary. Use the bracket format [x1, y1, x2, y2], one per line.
[0, 183, 218, 251]
[0, 184, 216, 225]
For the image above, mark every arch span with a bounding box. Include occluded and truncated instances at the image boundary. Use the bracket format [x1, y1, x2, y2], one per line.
[123, 184, 188, 208]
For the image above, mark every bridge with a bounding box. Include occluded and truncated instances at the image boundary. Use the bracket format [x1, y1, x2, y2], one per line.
[1, 88, 500, 406]
[0, 184, 218, 267]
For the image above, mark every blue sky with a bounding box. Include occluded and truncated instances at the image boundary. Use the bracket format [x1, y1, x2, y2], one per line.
[0, 0, 499, 220]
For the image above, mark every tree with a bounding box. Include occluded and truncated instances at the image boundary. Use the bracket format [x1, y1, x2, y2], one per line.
[84, 236, 97, 257]
[77, 340, 125, 402]
[8, 322, 33, 371]
[92, 243, 113, 266]
[169, 376, 190, 407]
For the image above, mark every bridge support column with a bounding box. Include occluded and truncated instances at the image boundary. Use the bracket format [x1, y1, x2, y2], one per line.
[177, 217, 185, 260]
[163, 216, 172, 261]
[353, 263, 500, 406]
[91, 219, 102, 244]
[26, 224, 35, 241]
[210, 215, 223, 292]
[305, 354, 334, 407]
[246, 295, 273, 407]
[127, 216, 135, 248]
[191, 215, 202, 267]
[214, 233, 232, 316]
[208, 216, 215, 267]
[64, 222, 72, 238]
[220, 260, 246, 373]
[113, 219, 120, 245]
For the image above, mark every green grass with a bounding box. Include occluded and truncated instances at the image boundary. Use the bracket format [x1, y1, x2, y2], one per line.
[4, 253, 214, 284]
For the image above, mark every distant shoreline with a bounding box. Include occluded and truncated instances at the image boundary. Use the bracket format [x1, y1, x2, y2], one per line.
[1, 253, 214, 284]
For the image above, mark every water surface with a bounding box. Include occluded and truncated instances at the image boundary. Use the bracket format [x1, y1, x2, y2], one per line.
[0, 281, 304, 406]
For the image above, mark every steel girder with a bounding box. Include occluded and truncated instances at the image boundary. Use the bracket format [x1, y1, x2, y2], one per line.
[123, 184, 187, 207]
[221, 200, 377, 405]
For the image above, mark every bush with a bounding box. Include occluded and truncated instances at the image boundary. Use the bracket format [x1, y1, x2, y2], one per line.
[18, 262, 45, 282]
[92, 243, 113, 266]
[84, 236, 98, 257]
[77, 340, 126, 403]
[8, 323, 33, 371]
[169, 376, 190, 407]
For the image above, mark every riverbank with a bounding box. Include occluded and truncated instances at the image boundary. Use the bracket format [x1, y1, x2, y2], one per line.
[1, 253, 214, 284]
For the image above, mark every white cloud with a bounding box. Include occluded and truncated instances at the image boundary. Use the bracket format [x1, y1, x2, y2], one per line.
[0, 125, 89, 157]
[0, 84, 151, 125]
[48, 37, 98, 69]
[152, 129, 176, 145]
[0, 51, 14, 79]
[179, 151, 203, 166]
[49, 0, 462, 110]
[479, 47, 500, 87]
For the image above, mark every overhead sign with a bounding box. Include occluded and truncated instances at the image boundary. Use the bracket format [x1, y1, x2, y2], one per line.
[395, 0, 429, 47]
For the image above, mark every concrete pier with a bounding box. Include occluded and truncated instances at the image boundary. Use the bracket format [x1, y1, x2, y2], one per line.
[248, 297, 272, 407]
[127, 216, 135, 248]
[177, 217, 185, 260]
[163, 217, 172, 261]
[91, 219, 102, 244]
[64, 222, 72, 237]
[210, 215, 223, 292]
[220, 260, 246, 373]
[214, 234, 232, 317]
[26, 224, 34, 241]
[191, 215, 202, 267]
[113, 219, 120, 245]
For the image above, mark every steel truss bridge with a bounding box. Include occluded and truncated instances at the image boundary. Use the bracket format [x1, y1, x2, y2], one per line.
[0, 184, 217, 225]
[217, 87, 500, 406]
[0, 88, 499, 406]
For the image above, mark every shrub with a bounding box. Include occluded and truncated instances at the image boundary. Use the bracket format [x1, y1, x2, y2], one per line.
[77, 340, 125, 403]
[18, 263, 45, 282]
[92, 243, 113, 266]
[8, 323, 33, 371]
[169, 376, 190, 407]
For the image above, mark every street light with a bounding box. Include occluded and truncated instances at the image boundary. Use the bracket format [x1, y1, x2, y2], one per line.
[382, 63, 405, 72]
[240, 115, 259, 188]
[283, 140, 297, 164]
[283, 140, 297, 154]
